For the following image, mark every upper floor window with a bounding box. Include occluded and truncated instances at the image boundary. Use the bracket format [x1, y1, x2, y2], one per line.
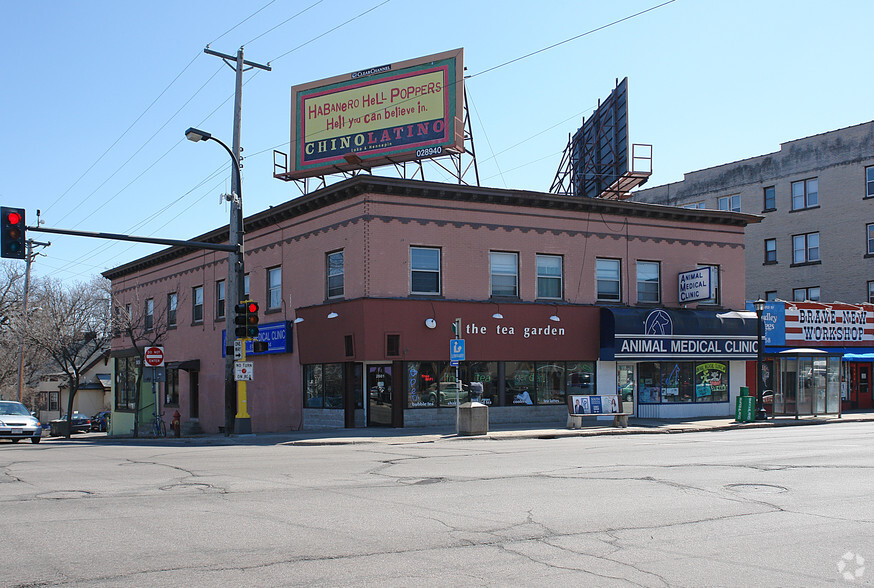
[267, 267, 282, 310]
[490, 251, 518, 297]
[410, 247, 440, 295]
[596, 258, 621, 301]
[192, 286, 203, 323]
[326, 251, 344, 298]
[683, 201, 705, 210]
[216, 280, 225, 319]
[764, 238, 777, 263]
[167, 293, 177, 328]
[718, 194, 740, 212]
[792, 232, 820, 264]
[144, 298, 154, 332]
[867, 224, 874, 255]
[763, 186, 776, 211]
[244, 273, 250, 298]
[793, 286, 820, 302]
[636, 261, 660, 304]
[866, 165, 874, 199]
[765, 291, 777, 301]
[791, 178, 818, 210]
[697, 264, 720, 305]
[869, 281, 874, 304]
[536, 254, 562, 299]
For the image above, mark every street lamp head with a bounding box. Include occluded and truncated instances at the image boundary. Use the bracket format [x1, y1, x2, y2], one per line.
[185, 127, 211, 142]
[753, 298, 766, 315]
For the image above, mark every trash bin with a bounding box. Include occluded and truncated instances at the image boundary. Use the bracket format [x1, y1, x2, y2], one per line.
[735, 395, 755, 422]
[49, 419, 70, 437]
[458, 401, 488, 435]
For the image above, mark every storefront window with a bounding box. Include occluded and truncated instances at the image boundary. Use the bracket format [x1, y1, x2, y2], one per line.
[463, 362, 498, 406]
[638, 362, 662, 403]
[535, 362, 565, 404]
[617, 364, 634, 413]
[324, 363, 344, 408]
[567, 362, 595, 395]
[638, 361, 728, 403]
[505, 361, 535, 405]
[304, 364, 323, 408]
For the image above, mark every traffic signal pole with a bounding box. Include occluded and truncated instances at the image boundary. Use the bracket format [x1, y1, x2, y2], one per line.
[17, 238, 50, 403]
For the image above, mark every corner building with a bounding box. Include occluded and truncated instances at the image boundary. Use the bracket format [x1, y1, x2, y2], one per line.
[104, 176, 760, 434]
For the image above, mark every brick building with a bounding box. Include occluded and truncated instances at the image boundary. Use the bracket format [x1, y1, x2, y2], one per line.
[104, 175, 761, 434]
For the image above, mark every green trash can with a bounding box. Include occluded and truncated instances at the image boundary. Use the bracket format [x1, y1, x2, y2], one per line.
[735, 395, 755, 422]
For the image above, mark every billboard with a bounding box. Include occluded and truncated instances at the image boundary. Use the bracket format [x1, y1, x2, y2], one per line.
[571, 77, 629, 198]
[286, 49, 464, 180]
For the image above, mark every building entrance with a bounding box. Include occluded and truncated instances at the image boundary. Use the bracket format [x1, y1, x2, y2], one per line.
[366, 364, 393, 427]
[849, 363, 873, 410]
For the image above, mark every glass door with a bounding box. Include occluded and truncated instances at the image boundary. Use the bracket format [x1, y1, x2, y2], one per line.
[366, 364, 393, 427]
[617, 364, 635, 415]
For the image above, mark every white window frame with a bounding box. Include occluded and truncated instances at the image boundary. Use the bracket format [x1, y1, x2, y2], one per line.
[144, 298, 154, 332]
[793, 286, 820, 302]
[867, 224, 874, 255]
[216, 279, 225, 319]
[791, 178, 818, 210]
[167, 293, 177, 328]
[869, 281, 874, 304]
[764, 238, 777, 263]
[267, 267, 282, 310]
[636, 261, 661, 304]
[792, 232, 820, 264]
[326, 251, 344, 299]
[535, 254, 562, 300]
[866, 165, 874, 199]
[490, 251, 519, 297]
[410, 246, 441, 295]
[718, 194, 740, 212]
[192, 286, 203, 324]
[596, 258, 621, 302]
[683, 201, 705, 210]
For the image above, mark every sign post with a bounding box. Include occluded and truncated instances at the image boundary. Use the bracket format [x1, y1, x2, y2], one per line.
[143, 346, 164, 430]
[449, 321, 465, 434]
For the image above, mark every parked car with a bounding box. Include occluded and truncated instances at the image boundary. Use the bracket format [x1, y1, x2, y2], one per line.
[59, 412, 92, 434]
[91, 410, 110, 432]
[0, 400, 42, 444]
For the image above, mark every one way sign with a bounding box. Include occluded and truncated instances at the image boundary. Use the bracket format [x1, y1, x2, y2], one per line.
[449, 339, 466, 361]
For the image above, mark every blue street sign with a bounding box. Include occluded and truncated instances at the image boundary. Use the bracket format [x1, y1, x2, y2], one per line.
[450, 360, 459, 367]
[449, 339, 466, 361]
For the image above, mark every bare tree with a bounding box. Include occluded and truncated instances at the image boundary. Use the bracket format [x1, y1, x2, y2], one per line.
[110, 282, 175, 437]
[26, 276, 111, 437]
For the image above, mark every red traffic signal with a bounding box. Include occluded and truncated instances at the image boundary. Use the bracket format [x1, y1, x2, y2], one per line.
[1, 207, 26, 260]
[245, 301, 259, 338]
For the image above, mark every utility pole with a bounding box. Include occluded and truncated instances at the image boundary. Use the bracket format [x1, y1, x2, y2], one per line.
[203, 46, 270, 435]
[17, 238, 51, 403]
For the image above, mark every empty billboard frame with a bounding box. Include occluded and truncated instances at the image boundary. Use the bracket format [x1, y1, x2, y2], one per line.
[285, 48, 465, 180]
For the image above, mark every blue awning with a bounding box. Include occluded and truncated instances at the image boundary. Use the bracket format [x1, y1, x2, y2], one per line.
[842, 353, 874, 362]
[600, 307, 757, 361]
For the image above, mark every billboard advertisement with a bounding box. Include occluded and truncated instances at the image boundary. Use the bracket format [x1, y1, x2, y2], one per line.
[571, 77, 629, 198]
[285, 49, 464, 180]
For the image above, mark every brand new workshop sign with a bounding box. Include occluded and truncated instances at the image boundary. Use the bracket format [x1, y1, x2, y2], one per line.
[783, 302, 874, 347]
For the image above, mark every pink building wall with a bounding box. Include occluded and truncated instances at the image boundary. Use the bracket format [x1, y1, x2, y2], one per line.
[106, 176, 757, 433]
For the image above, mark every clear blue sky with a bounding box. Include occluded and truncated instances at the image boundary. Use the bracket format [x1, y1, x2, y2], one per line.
[3, 0, 872, 282]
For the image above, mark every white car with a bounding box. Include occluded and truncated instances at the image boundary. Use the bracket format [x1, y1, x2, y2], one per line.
[0, 401, 42, 444]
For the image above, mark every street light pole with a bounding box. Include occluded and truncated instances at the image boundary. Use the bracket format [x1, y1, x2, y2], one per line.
[185, 127, 244, 436]
[753, 298, 767, 420]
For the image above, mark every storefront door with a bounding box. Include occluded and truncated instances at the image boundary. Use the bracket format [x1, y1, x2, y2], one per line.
[858, 364, 872, 409]
[366, 364, 393, 427]
[617, 364, 635, 415]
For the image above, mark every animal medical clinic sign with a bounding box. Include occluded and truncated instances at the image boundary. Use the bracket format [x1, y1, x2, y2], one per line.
[287, 48, 464, 179]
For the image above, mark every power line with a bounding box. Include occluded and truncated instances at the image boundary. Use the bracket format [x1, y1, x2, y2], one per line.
[467, 0, 677, 81]
[210, 0, 279, 46]
[244, 0, 326, 46]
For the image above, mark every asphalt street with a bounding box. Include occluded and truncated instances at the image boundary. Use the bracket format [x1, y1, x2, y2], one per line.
[1, 421, 872, 586]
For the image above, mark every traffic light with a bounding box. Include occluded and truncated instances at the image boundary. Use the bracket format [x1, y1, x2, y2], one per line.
[1, 207, 26, 259]
[245, 301, 259, 338]
[234, 302, 249, 338]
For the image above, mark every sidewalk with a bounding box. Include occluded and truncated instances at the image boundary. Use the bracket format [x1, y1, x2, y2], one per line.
[65, 409, 874, 447]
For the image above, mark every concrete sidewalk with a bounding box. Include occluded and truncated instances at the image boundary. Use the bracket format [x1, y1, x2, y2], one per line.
[50, 410, 874, 446]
